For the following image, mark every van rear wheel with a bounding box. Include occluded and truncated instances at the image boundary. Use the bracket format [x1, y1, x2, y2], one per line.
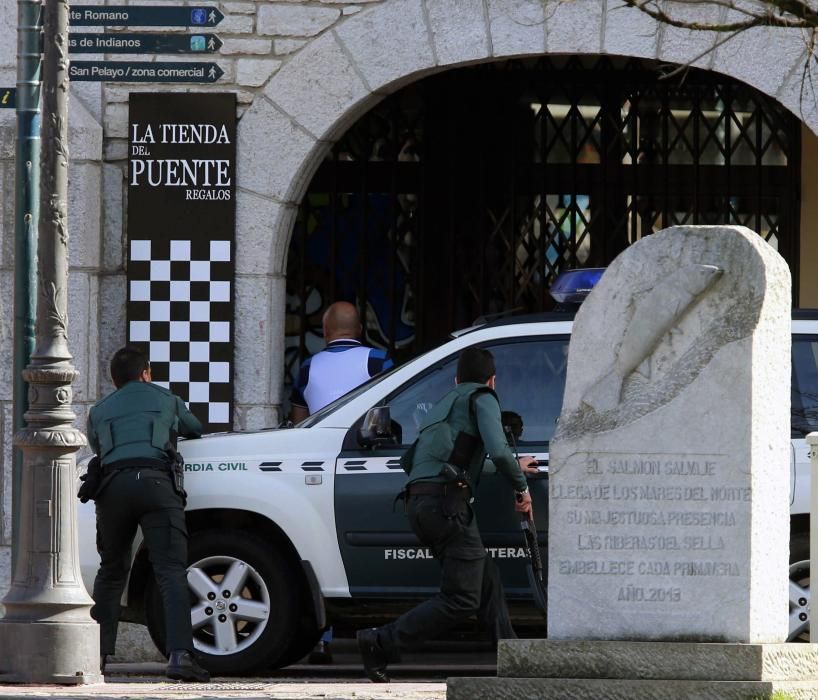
[789, 533, 810, 642]
[145, 529, 298, 674]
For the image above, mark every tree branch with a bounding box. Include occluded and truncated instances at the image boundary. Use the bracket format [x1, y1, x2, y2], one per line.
[620, 0, 816, 29]
[656, 21, 756, 78]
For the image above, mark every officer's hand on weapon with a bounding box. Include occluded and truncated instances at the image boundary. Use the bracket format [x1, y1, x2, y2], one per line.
[518, 456, 538, 475]
[515, 488, 533, 516]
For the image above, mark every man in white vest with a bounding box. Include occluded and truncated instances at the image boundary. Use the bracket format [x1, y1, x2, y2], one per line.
[290, 301, 393, 423]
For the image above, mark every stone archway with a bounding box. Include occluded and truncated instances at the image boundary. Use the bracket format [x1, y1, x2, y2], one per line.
[231, 0, 815, 423]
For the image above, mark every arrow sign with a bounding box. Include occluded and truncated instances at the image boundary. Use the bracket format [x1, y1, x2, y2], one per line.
[69, 61, 224, 83]
[70, 6, 224, 27]
[69, 33, 222, 54]
[0, 88, 15, 108]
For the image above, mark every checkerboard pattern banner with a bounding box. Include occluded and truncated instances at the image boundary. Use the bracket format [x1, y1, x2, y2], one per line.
[128, 238, 233, 430]
[127, 92, 236, 433]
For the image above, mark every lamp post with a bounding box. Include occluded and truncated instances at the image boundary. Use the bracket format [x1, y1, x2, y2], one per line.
[0, 0, 101, 683]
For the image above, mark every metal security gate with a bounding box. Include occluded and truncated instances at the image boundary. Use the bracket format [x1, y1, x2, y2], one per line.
[285, 56, 800, 387]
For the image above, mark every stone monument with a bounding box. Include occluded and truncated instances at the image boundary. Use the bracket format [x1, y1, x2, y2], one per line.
[449, 226, 818, 699]
[549, 225, 788, 642]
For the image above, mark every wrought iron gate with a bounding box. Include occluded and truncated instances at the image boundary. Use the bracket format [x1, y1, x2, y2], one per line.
[285, 56, 800, 386]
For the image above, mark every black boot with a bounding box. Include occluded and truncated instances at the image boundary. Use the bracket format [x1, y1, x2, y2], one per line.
[356, 628, 389, 683]
[166, 650, 210, 682]
[100, 655, 109, 675]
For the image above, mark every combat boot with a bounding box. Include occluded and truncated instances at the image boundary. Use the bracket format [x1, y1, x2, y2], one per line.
[357, 628, 390, 683]
[166, 650, 210, 682]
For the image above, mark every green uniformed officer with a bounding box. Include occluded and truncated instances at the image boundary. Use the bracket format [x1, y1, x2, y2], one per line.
[87, 346, 209, 682]
[357, 347, 537, 683]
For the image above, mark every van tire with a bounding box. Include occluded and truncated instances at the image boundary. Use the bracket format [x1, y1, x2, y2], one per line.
[145, 529, 298, 674]
[275, 620, 322, 667]
[789, 532, 809, 642]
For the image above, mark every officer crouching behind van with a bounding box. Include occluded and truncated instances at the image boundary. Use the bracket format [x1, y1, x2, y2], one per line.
[86, 346, 208, 682]
[357, 347, 538, 683]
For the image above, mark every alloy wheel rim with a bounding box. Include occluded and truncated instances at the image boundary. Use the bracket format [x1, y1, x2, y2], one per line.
[187, 555, 271, 656]
[788, 559, 810, 642]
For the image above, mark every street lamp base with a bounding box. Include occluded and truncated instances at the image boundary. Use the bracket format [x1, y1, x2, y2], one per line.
[0, 619, 103, 684]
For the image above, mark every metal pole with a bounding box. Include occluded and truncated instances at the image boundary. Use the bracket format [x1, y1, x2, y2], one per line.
[11, 0, 42, 574]
[0, 0, 101, 684]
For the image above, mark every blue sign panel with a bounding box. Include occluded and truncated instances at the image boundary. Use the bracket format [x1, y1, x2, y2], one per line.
[70, 6, 224, 26]
[69, 33, 223, 53]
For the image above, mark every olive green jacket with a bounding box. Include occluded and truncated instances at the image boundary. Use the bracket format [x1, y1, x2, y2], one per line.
[87, 381, 202, 465]
[407, 382, 527, 492]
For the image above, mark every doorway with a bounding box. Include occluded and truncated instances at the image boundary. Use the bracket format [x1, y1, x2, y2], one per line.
[284, 56, 800, 391]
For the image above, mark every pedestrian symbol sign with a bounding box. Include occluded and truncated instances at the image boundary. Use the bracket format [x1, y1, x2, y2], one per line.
[69, 62, 224, 83]
[69, 33, 223, 54]
[70, 6, 225, 27]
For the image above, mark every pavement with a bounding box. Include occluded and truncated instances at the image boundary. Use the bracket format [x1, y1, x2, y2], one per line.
[0, 679, 447, 700]
[0, 649, 498, 700]
[0, 665, 450, 700]
[0, 638, 500, 698]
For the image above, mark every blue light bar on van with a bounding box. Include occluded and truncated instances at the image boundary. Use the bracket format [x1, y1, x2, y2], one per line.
[549, 268, 605, 304]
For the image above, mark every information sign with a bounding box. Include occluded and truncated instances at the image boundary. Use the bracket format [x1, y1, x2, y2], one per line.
[69, 33, 222, 54]
[70, 6, 224, 27]
[69, 61, 224, 82]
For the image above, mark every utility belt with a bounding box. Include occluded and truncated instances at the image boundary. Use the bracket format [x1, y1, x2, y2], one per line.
[102, 457, 171, 476]
[79, 453, 187, 505]
[105, 454, 187, 504]
[97, 457, 178, 503]
[406, 480, 471, 499]
[395, 475, 473, 517]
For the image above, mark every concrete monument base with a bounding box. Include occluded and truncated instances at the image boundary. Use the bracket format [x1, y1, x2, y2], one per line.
[0, 620, 103, 684]
[447, 640, 818, 700]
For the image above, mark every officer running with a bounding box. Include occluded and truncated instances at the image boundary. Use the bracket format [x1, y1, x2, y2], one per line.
[357, 347, 537, 682]
[87, 346, 209, 682]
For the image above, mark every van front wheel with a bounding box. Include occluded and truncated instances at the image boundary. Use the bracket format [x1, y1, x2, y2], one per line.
[145, 529, 298, 674]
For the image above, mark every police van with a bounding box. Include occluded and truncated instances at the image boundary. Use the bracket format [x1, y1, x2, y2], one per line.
[78, 301, 818, 675]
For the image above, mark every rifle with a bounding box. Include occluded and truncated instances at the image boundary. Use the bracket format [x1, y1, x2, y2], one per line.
[502, 416, 547, 622]
[518, 499, 548, 617]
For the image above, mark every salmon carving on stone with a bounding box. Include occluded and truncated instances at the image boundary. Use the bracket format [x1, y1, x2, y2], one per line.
[581, 264, 723, 413]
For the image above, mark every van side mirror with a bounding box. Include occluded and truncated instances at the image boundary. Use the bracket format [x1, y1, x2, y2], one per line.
[358, 406, 397, 449]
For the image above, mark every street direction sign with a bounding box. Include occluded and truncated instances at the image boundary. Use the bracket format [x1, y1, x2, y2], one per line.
[69, 61, 224, 82]
[69, 33, 223, 54]
[70, 6, 224, 27]
[0, 88, 15, 108]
